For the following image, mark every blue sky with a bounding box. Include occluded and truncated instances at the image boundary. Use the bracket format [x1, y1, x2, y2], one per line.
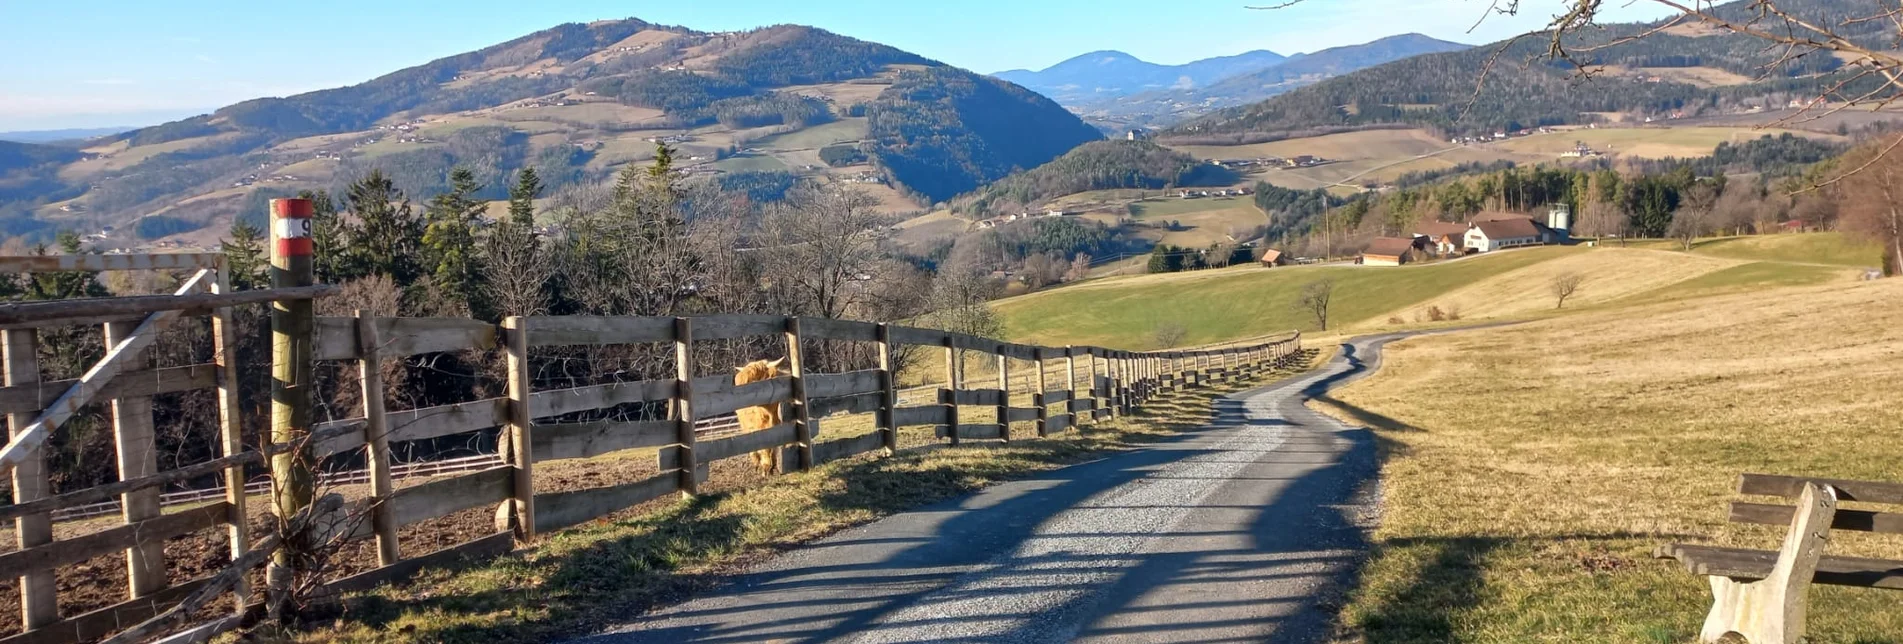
[0, 0, 1671, 131]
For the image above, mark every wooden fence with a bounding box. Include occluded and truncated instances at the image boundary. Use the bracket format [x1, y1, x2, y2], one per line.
[0, 255, 1302, 643]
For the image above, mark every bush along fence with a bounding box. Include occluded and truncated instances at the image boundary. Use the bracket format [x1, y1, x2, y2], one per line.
[0, 201, 1304, 644]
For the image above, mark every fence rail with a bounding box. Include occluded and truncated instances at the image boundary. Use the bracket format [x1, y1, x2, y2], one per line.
[0, 246, 1304, 644]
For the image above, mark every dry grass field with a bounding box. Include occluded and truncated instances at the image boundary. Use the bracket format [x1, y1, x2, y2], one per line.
[1636, 66, 1756, 87]
[1126, 196, 1269, 247]
[1491, 127, 1837, 159]
[1167, 128, 1453, 162]
[1323, 277, 1903, 643]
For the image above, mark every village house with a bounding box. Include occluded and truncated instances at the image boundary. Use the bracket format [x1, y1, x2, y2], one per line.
[1413, 221, 1469, 256]
[1465, 217, 1545, 252]
[1359, 237, 1421, 266]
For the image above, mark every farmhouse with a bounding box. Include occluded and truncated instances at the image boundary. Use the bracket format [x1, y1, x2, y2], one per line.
[1413, 221, 1469, 256]
[1465, 218, 1544, 252]
[1359, 237, 1420, 266]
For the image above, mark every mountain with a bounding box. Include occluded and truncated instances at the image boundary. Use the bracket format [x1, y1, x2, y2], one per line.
[0, 19, 1100, 244]
[1163, 0, 1884, 143]
[1073, 34, 1470, 130]
[0, 127, 135, 144]
[993, 49, 1288, 105]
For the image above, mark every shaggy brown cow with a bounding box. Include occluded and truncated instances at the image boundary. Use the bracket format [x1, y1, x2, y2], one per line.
[733, 358, 786, 476]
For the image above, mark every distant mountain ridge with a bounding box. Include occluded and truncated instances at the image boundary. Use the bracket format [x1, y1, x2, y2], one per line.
[993, 49, 1288, 104]
[1072, 33, 1470, 130]
[0, 127, 135, 144]
[0, 18, 1102, 241]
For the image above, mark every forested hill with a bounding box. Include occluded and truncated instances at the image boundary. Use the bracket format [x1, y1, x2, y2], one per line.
[870, 68, 1103, 203]
[1164, 0, 1891, 142]
[952, 140, 1232, 216]
[2, 18, 1099, 244]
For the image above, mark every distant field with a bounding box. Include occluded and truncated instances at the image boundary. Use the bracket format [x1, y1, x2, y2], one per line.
[756, 118, 868, 150]
[1168, 128, 1451, 162]
[1490, 126, 1835, 159]
[493, 102, 665, 128]
[1126, 197, 1267, 248]
[1688, 232, 1882, 268]
[892, 210, 968, 251]
[711, 154, 789, 173]
[996, 247, 1573, 349]
[60, 132, 244, 179]
[1638, 65, 1754, 87]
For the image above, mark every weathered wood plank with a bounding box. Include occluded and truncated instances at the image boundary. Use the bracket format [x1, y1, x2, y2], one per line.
[530, 380, 676, 418]
[323, 531, 515, 596]
[937, 424, 1004, 440]
[812, 432, 885, 466]
[1729, 501, 1903, 534]
[799, 317, 880, 342]
[1068, 398, 1096, 413]
[315, 397, 510, 457]
[1004, 407, 1040, 423]
[658, 422, 796, 469]
[1038, 389, 1072, 404]
[0, 253, 222, 274]
[0, 576, 213, 644]
[313, 317, 498, 360]
[0, 502, 228, 581]
[1739, 474, 1903, 505]
[950, 389, 1003, 406]
[808, 391, 882, 418]
[0, 365, 215, 415]
[891, 405, 947, 427]
[695, 376, 792, 419]
[531, 419, 676, 462]
[1046, 413, 1073, 432]
[689, 314, 787, 341]
[806, 370, 881, 399]
[0, 285, 331, 328]
[534, 473, 678, 533]
[391, 467, 515, 528]
[0, 452, 263, 524]
[886, 326, 949, 347]
[521, 316, 674, 347]
[1662, 543, 1903, 589]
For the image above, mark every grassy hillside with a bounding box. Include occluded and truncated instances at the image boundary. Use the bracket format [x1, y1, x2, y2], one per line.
[1325, 275, 1903, 643]
[997, 235, 1872, 349]
[996, 247, 1572, 348]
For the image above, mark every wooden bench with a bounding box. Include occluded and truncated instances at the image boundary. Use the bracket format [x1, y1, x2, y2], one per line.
[1655, 474, 1903, 643]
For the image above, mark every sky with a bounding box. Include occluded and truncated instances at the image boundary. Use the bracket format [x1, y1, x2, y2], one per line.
[0, 0, 1674, 132]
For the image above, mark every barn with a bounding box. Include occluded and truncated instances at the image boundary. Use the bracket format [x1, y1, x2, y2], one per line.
[1359, 237, 1420, 266]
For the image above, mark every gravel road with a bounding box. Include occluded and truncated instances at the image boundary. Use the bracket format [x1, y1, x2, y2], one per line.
[574, 334, 1414, 644]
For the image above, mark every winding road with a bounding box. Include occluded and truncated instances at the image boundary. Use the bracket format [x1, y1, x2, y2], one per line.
[576, 333, 1419, 644]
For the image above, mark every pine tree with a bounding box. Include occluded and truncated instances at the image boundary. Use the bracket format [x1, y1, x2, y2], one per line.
[422, 167, 485, 312]
[222, 218, 268, 291]
[507, 167, 541, 227]
[348, 170, 423, 284]
[303, 189, 356, 283]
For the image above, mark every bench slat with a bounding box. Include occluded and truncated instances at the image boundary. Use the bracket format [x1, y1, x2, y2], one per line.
[1739, 474, 1903, 505]
[1730, 501, 1903, 535]
[1656, 544, 1903, 589]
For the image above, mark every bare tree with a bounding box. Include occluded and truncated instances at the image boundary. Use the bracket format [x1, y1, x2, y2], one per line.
[1837, 143, 1903, 276]
[1551, 271, 1585, 309]
[759, 184, 894, 319]
[1574, 200, 1626, 239]
[1296, 279, 1334, 331]
[1670, 181, 1721, 251]
[1064, 252, 1093, 282]
[1020, 252, 1067, 290]
[1153, 322, 1189, 349]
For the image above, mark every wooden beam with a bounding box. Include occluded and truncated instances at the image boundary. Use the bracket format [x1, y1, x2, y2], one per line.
[0, 364, 216, 415]
[323, 531, 513, 596]
[876, 324, 896, 453]
[208, 263, 249, 612]
[0, 284, 331, 327]
[785, 317, 812, 472]
[673, 318, 698, 497]
[534, 473, 676, 534]
[0, 269, 212, 474]
[1740, 474, 1903, 505]
[355, 311, 400, 566]
[104, 319, 165, 598]
[812, 432, 885, 466]
[0, 503, 228, 581]
[530, 419, 676, 462]
[501, 317, 535, 539]
[519, 316, 674, 347]
[0, 253, 222, 274]
[3, 328, 54, 630]
[313, 316, 498, 360]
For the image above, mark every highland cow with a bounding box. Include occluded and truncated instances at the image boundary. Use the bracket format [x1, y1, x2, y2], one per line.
[733, 357, 786, 476]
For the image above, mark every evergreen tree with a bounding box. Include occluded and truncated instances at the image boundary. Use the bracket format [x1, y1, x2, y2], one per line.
[29, 232, 109, 300]
[422, 167, 486, 312]
[348, 170, 423, 284]
[303, 189, 356, 284]
[507, 167, 542, 227]
[222, 218, 268, 291]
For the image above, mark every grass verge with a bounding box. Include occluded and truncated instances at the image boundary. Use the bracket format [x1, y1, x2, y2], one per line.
[286, 361, 1313, 643]
[1319, 278, 1903, 643]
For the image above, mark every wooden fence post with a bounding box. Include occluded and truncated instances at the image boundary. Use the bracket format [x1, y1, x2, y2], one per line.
[502, 316, 536, 539]
[876, 323, 896, 453]
[267, 197, 315, 616]
[1100, 351, 1116, 420]
[1033, 351, 1048, 437]
[943, 341, 961, 446]
[995, 350, 1010, 442]
[104, 320, 165, 598]
[1064, 346, 1078, 428]
[209, 263, 250, 612]
[356, 311, 400, 564]
[784, 318, 813, 471]
[673, 317, 699, 496]
[4, 329, 54, 630]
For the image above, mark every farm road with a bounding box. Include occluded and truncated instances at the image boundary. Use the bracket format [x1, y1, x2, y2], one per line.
[576, 333, 1422, 644]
